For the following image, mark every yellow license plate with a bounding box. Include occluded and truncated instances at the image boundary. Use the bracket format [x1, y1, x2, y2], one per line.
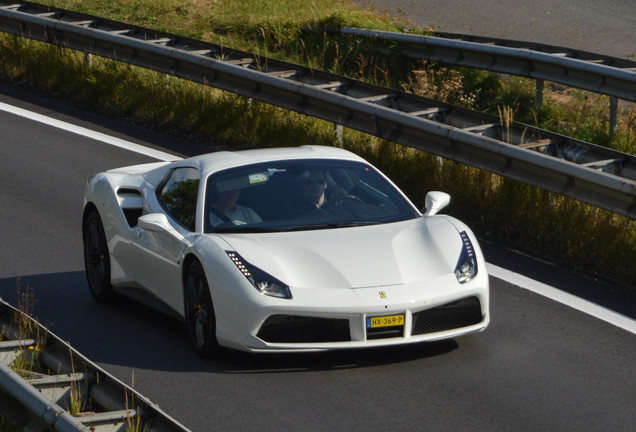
[367, 314, 405, 329]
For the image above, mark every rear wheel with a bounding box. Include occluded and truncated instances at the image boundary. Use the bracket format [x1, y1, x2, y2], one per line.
[83, 210, 115, 302]
[184, 260, 221, 357]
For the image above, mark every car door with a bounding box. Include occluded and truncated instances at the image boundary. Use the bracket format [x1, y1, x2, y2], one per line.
[131, 167, 199, 314]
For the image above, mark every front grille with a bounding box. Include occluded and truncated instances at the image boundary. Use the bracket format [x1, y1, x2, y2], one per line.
[366, 326, 404, 340]
[257, 315, 350, 343]
[412, 296, 483, 335]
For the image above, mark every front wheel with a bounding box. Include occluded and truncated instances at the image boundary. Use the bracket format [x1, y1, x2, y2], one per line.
[184, 260, 222, 358]
[83, 210, 115, 302]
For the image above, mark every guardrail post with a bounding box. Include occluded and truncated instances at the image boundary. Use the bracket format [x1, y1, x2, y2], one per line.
[535, 79, 544, 109]
[334, 123, 344, 144]
[609, 97, 618, 134]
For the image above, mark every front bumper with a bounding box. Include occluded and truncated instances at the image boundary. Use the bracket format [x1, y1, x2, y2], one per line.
[253, 295, 487, 349]
[215, 274, 489, 352]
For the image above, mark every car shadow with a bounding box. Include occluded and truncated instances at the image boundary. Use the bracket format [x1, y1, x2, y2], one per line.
[0, 271, 459, 375]
[213, 339, 458, 374]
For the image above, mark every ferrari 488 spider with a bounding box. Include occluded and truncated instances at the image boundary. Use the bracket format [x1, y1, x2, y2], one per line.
[83, 146, 489, 356]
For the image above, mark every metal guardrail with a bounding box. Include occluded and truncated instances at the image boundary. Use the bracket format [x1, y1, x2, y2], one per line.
[332, 27, 636, 103]
[0, 298, 191, 432]
[0, 1, 635, 219]
[331, 28, 636, 133]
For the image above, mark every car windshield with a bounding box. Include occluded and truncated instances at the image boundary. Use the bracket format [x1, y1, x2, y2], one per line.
[204, 159, 419, 233]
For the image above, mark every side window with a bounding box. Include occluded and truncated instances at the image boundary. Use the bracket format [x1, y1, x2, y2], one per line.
[158, 167, 199, 231]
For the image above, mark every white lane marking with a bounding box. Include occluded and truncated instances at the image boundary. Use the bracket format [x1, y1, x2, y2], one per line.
[488, 263, 636, 335]
[3, 101, 634, 334]
[0, 101, 181, 162]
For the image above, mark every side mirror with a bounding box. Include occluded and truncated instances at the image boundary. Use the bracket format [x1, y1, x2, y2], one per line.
[422, 191, 451, 216]
[138, 213, 172, 232]
[138, 213, 190, 245]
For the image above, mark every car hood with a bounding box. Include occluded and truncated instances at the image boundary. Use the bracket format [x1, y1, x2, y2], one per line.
[216, 217, 464, 289]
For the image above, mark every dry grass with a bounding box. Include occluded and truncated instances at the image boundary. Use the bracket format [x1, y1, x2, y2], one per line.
[541, 87, 636, 153]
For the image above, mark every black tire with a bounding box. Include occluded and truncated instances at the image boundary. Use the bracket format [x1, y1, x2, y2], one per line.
[83, 210, 115, 302]
[184, 260, 222, 358]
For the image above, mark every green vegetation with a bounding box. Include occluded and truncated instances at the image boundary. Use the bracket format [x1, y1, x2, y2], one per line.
[0, 282, 49, 432]
[0, 416, 20, 432]
[0, 0, 634, 286]
[6, 281, 48, 378]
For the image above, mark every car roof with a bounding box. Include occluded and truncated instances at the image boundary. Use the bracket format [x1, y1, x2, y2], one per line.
[145, 145, 366, 183]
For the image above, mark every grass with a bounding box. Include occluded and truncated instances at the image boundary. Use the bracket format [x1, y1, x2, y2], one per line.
[125, 372, 145, 432]
[6, 280, 48, 377]
[0, 282, 48, 432]
[65, 349, 85, 416]
[0, 417, 20, 432]
[0, 0, 634, 286]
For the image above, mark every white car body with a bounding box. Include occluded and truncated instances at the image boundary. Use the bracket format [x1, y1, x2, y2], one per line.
[83, 146, 489, 355]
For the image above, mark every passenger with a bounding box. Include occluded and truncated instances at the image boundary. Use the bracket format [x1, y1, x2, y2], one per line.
[210, 185, 262, 226]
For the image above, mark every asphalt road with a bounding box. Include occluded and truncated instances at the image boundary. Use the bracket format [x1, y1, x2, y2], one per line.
[356, 0, 636, 60]
[1, 85, 636, 431]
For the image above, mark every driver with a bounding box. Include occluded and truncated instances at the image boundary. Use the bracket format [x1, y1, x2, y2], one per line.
[296, 168, 349, 214]
[210, 185, 262, 226]
[299, 168, 329, 210]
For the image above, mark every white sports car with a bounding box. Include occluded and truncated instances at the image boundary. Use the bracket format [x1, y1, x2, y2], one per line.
[83, 146, 489, 356]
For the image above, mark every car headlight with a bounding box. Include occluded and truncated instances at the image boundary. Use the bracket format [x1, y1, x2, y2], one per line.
[226, 252, 292, 299]
[455, 231, 478, 283]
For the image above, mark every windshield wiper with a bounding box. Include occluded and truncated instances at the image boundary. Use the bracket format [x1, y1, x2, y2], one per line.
[281, 221, 381, 231]
[212, 226, 279, 233]
[334, 221, 381, 227]
[275, 223, 336, 232]
[212, 220, 386, 234]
